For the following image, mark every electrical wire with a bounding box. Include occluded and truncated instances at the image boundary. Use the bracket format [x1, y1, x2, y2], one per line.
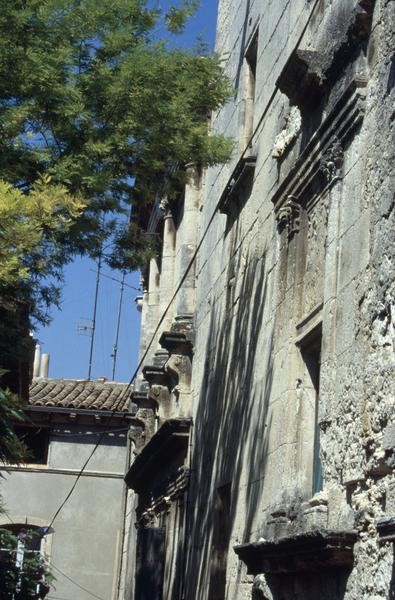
[48, 562, 105, 600]
[21, 0, 325, 577]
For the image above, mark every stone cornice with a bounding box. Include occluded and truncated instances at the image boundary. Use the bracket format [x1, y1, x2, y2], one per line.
[272, 78, 367, 218]
[125, 418, 192, 493]
[159, 331, 194, 357]
[377, 517, 395, 543]
[234, 529, 358, 575]
[218, 154, 257, 214]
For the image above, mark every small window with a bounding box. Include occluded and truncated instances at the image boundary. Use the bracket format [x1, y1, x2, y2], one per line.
[243, 30, 258, 144]
[14, 425, 49, 465]
[300, 326, 323, 495]
[0, 525, 50, 598]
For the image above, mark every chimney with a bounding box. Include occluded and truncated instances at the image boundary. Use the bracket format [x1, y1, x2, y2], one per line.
[39, 354, 50, 378]
[33, 344, 41, 379]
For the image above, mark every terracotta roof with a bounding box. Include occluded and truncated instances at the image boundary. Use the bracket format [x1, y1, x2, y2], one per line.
[29, 379, 131, 412]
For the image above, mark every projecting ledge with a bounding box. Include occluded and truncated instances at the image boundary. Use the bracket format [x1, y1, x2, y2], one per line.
[217, 155, 257, 214]
[124, 418, 192, 493]
[234, 530, 358, 576]
[377, 517, 395, 543]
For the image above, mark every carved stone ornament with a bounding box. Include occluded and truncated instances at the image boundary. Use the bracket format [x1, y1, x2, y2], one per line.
[272, 106, 302, 159]
[276, 195, 301, 238]
[159, 196, 170, 215]
[320, 138, 344, 184]
[252, 575, 273, 600]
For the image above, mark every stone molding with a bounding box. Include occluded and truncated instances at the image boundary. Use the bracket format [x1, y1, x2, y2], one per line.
[276, 1, 376, 108]
[272, 78, 367, 219]
[276, 195, 301, 239]
[234, 529, 357, 575]
[159, 331, 194, 401]
[376, 517, 395, 543]
[124, 418, 192, 494]
[136, 466, 190, 527]
[218, 154, 257, 214]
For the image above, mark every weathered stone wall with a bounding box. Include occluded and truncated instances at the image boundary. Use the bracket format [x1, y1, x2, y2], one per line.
[182, 0, 395, 599]
[124, 1, 394, 599]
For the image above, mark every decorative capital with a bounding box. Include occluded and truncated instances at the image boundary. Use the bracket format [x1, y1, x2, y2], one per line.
[276, 195, 301, 238]
[320, 138, 344, 184]
[159, 196, 171, 217]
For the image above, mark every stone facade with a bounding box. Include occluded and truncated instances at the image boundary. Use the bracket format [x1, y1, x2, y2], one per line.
[122, 1, 395, 599]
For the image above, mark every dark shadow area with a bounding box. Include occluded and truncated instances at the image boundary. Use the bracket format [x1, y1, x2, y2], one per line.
[265, 569, 350, 600]
[182, 221, 274, 598]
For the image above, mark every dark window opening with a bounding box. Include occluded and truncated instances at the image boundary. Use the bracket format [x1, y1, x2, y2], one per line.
[208, 483, 232, 600]
[135, 526, 166, 600]
[245, 31, 258, 99]
[14, 425, 49, 465]
[244, 30, 258, 143]
[300, 326, 323, 495]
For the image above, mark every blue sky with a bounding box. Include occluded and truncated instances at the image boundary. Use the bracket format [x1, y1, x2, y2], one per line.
[36, 0, 218, 383]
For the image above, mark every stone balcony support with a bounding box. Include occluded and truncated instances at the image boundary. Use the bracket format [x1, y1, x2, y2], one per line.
[159, 331, 194, 419]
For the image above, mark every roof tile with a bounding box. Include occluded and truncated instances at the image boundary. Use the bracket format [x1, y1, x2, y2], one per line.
[29, 379, 131, 412]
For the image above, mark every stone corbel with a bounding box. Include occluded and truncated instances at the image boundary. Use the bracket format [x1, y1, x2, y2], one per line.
[276, 1, 376, 109]
[139, 508, 157, 528]
[131, 387, 158, 413]
[159, 331, 193, 398]
[276, 195, 301, 239]
[166, 354, 192, 397]
[129, 423, 146, 454]
[142, 364, 171, 415]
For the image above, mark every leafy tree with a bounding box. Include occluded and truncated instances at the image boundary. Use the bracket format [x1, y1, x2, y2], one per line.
[0, 385, 28, 466]
[0, 0, 231, 270]
[0, 0, 231, 382]
[0, 527, 53, 599]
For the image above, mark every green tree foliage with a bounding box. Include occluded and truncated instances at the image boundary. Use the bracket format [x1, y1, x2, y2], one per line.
[0, 527, 53, 599]
[0, 176, 84, 320]
[0, 0, 231, 370]
[0, 384, 29, 465]
[0, 0, 231, 268]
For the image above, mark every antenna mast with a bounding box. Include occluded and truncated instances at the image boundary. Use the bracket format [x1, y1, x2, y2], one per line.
[87, 251, 102, 380]
[111, 272, 126, 380]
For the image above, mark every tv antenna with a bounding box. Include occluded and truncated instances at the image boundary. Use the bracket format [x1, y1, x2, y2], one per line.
[87, 250, 102, 380]
[111, 272, 126, 380]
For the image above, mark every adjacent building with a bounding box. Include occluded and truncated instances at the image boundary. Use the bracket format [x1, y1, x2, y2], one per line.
[122, 0, 395, 599]
[0, 377, 139, 600]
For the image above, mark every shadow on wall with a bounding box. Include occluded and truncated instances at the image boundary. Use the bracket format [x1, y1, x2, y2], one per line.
[183, 234, 274, 599]
[253, 570, 351, 600]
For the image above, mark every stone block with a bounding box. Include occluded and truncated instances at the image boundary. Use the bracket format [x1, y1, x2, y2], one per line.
[383, 424, 395, 451]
